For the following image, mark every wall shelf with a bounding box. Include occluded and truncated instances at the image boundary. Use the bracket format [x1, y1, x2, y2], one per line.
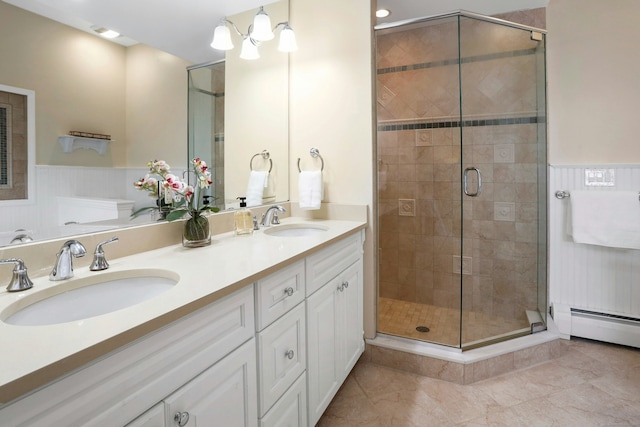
[58, 135, 111, 155]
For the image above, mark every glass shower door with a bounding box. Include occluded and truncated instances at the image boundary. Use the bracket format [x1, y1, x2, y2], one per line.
[376, 16, 464, 348]
[458, 16, 547, 348]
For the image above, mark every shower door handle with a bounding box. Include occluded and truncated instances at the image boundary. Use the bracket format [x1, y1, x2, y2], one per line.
[463, 167, 482, 197]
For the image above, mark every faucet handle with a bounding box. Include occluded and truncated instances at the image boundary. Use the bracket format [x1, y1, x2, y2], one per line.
[90, 237, 119, 271]
[0, 258, 34, 292]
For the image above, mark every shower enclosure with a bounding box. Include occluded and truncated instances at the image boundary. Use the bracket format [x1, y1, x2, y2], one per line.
[375, 11, 547, 349]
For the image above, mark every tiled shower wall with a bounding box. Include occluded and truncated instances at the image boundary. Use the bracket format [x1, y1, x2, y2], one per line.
[376, 9, 546, 324]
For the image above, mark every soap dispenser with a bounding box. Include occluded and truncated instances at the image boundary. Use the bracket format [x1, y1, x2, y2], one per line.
[234, 197, 254, 236]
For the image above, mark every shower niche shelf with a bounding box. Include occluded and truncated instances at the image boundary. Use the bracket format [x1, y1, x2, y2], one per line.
[58, 135, 111, 155]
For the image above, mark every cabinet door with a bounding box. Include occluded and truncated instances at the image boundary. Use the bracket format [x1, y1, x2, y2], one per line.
[337, 260, 364, 380]
[126, 403, 165, 427]
[163, 339, 258, 427]
[306, 277, 339, 426]
[260, 373, 307, 427]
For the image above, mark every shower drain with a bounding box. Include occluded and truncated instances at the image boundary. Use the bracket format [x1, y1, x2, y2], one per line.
[415, 326, 430, 333]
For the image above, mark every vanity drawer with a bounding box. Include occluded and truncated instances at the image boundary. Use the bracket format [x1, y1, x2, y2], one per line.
[306, 232, 362, 296]
[257, 302, 306, 417]
[256, 259, 305, 331]
[260, 373, 307, 427]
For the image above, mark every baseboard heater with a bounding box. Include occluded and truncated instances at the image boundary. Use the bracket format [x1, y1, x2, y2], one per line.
[570, 308, 640, 348]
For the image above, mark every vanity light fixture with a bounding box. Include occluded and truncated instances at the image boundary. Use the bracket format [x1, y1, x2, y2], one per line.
[90, 25, 120, 39]
[210, 6, 298, 60]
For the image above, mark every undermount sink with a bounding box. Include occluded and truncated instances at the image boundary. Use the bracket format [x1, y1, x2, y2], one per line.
[263, 223, 329, 237]
[3, 270, 178, 326]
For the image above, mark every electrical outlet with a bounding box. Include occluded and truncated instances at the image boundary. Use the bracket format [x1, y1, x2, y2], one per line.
[585, 168, 615, 186]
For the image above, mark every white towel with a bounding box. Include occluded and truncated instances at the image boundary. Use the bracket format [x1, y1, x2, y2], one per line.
[246, 171, 269, 207]
[569, 190, 640, 249]
[298, 171, 323, 210]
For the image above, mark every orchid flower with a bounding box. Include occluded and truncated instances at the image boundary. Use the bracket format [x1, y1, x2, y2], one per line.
[132, 158, 218, 221]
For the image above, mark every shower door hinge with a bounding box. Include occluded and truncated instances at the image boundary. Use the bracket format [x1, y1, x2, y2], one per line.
[530, 31, 543, 41]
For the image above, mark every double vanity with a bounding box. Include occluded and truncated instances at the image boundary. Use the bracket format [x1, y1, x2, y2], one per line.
[0, 209, 367, 426]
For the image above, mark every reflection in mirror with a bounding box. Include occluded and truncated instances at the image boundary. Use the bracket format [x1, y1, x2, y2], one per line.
[0, 84, 35, 206]
[0, 0, 290, 247]
[188, 61, 226, 209]
[189, 1, 290, 211]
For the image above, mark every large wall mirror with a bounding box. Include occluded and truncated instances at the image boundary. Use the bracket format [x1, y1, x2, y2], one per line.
[0, 0, 290, 247]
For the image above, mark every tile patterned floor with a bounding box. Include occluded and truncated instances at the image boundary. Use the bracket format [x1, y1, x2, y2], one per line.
[318, 338, 640, 426]
[378, 297, 531, 347]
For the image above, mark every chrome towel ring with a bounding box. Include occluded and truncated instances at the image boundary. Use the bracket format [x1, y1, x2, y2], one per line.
[250, 150, 272, 173]
[297, 147, 324, 172]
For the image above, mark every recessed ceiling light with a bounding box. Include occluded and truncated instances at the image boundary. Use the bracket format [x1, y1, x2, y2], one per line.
[376, 9, 391, 18]
[90, 25, 120, 39]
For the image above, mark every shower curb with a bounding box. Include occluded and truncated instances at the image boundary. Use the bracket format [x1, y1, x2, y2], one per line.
[362, 334, 568, 384]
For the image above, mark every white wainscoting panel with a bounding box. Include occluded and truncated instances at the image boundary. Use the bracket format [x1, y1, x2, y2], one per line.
[549, 165, 640, 346]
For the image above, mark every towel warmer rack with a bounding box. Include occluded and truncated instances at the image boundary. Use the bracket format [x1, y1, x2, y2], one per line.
[297, 147, 324, 172]
[250, 150, 272, 172]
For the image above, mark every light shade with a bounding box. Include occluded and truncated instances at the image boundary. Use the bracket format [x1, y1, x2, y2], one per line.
[278, 24, 298, 52]
[251, 7, 274, 41]
[211, 24, 234, 50]
[240, 37, 260, 60]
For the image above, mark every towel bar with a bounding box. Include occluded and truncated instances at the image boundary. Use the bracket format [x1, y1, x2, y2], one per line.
[297, 147, 324, 172]
[555, 190, 640, 201]
[250, 150, 272, 173]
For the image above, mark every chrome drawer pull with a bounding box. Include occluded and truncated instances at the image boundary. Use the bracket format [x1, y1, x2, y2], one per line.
[284, 287, 294, 297]
[285, 349, 295, 360]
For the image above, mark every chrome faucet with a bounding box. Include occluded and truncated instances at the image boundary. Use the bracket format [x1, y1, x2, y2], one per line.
[50, 240, 86, 281]
[90, 237, 119, 271]
[0, 258, 34, 292]
[260, 205, 286, 227]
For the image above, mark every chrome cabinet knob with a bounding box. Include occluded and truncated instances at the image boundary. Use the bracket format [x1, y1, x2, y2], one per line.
[174, 411, 190, 426]
[284, 286, 294, 297]
[285, 349, 295, 360]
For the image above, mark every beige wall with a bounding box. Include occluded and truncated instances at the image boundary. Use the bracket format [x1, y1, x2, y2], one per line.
[225, 1, 289, 205]
[290, 0, 375, 336]
[125, 44, 190, 169]
[0, 2, 188, 169]
[547, 0, 640, 164]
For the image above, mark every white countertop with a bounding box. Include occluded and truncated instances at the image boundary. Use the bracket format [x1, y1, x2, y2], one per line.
[0, 217, 366, 404]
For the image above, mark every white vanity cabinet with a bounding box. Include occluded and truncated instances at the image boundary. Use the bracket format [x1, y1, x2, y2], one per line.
[1, 286, 256, 427]
[255, 260, 307, 425]
[306, 233, 364, 426]
[0, 228, 365, 427]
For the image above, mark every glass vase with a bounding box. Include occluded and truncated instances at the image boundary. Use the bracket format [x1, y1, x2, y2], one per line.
[182, 213, 211, 247]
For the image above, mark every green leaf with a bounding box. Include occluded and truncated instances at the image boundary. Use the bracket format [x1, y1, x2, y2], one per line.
[130, 206, 157, 219]
[166, 209, 189, 222]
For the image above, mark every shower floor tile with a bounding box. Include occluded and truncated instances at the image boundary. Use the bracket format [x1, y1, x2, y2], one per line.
[378, 297, 531, 347]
